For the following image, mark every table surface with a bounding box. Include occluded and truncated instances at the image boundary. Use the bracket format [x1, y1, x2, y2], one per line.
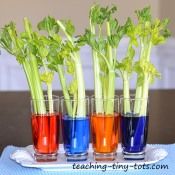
[0, 144, 175, 175]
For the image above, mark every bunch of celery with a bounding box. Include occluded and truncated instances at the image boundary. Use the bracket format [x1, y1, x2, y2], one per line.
[0, 18, 54, 114]
[37, 16, 86, 117]
[116, 18, 138, 114]
[118, 7, 170, 116]
[83, 4, 126, 114]
[134, 7, 170, 116]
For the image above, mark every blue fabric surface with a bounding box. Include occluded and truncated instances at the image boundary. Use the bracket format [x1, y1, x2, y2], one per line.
[0, 144, 175, 175]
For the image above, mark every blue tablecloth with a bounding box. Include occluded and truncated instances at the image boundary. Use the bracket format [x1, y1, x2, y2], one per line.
[0, 144, 175, 175]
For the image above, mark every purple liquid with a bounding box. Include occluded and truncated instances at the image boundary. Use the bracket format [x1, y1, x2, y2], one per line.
[121, 114, 149, 153]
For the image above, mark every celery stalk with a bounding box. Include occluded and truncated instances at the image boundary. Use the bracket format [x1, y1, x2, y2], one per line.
[123, 72, 131, 114]
[90, 23, 104, 113]
[105, 71, 115, 114]
[30, 54, 46, 114]
[105, 21, 115, 114]
[87, 5, 123, 114]
[22, 60, 37, 113]
[134, 38, 145, 115]
[57, 20, 86, 117]
[47, 83, 53, 113]
[57, 65, 72, 116]
[93, 53, 104, 113]
[133, 85, 143, 115]
[133, 7, 170, 117]
[140, 74, 149, 116]
[24, 18, 46, 114]
[74, 59, 86, 116]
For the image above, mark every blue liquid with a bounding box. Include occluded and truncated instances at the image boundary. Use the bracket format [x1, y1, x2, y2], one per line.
[62, 115, 90, 155]
[121, 114, 149, 153]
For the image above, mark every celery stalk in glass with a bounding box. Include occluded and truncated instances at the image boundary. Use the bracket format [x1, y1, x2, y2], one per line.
[0, 19, 47, 114]
[133, 7, 170, 116]
[37, 16, 73, 116]
[38, 16, 86, 117]
[57, 19, 86, 117]
[85, 5, 126, 114]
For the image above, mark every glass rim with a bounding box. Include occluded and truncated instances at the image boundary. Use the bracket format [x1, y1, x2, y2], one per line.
[61, 115, 90, 119]
[90, 94, 119, 100]
[60, 96, 89, 102]
[91, 113, 119, 117]
[60, 96, 89, 115]
[31, 95, 59, 102]
[119, 94, 149, 100]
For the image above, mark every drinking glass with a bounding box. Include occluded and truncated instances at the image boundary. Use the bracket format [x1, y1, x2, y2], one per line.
[120, 96, 149, 160]
[31, 95, 60, 162]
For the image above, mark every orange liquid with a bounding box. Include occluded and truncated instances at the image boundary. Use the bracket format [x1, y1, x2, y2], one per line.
[31, 113, 59, 154]
[91, 113, 120, 153]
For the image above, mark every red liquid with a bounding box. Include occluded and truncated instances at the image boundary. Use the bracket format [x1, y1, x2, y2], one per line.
[31, 113, 59, 154]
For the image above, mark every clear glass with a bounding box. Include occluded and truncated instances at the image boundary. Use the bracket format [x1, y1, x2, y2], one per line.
[31, 95, 60, 162]
[61, 97, 90, 161]
[120, 96, 149, 160]
[91, 96, 120, 161]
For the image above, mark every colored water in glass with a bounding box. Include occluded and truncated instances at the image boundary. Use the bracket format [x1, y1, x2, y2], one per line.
[121, 114, 149, 153]
[91, 113, 120, 154]
[61, 115, 90, 156]
[31, 113, 59, 155]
